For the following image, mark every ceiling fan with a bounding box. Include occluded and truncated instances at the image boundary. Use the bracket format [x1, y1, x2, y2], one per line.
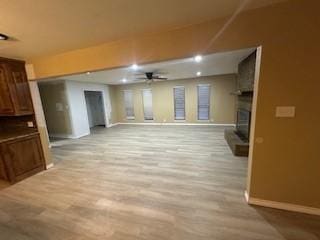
[134, 71, 168, 84]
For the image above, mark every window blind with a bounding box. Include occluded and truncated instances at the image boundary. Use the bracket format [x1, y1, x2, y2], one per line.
[123, 90, 134, 119]
[142, 89, 153, 120]
[174, 86, 185, 120]
[198, 85, 210, 120]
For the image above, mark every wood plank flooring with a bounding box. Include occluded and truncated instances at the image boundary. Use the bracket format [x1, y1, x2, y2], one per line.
[0, 125, 319, 239]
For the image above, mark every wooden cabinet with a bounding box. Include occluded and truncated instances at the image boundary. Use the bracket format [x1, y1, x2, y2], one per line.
[0, 133, 45, 183]
[0, 59, 33, 116]
[0, 57, 44, 184]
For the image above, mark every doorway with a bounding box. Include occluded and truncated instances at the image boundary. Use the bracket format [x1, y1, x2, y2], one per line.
[84, 91, 106, 128]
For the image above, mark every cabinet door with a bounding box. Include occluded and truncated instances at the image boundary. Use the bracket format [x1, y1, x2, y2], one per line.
[0, 152, 8, 181]
[5, 134, 44, 182]
[0, 64, 14, 115]
[8, 63, 34, 115]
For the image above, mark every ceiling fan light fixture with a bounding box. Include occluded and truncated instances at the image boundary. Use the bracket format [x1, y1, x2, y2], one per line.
[196, 71, 202, 76]
[0, 33, 9, 40]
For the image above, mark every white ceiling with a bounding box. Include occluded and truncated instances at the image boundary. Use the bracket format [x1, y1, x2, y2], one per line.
[46, 48, 255, 85]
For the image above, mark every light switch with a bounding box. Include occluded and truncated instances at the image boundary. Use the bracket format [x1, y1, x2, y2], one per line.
[275, 106, 295, 118]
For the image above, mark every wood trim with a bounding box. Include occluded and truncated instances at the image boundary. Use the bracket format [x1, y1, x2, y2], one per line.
[244, 191, 320, 216]
[110, 122, 235, 127]
[246, 46, 262, 195]
[46, 163, 54, 169]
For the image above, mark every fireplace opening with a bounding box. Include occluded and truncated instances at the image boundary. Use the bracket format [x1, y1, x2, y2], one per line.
[236, 109, 251, 142]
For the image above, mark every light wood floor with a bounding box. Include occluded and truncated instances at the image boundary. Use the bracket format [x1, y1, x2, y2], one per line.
[0, 125, 319, 240]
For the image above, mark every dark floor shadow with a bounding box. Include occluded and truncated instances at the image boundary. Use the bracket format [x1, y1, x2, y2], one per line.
[251, 205, 320, 240]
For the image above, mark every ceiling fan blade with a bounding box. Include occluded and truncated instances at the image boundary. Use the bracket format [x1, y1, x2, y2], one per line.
[133, 72, 148, 76]
[153, 77, 168, 80]
[153, 72, 168, 75]
[153, 79, 167, 82]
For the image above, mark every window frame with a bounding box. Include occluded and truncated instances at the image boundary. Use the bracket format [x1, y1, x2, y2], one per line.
[197, 84, 211, 121]
[123, 90, 135, 120]
[173, 86, 186, 121]
[142, 88, 154, 121]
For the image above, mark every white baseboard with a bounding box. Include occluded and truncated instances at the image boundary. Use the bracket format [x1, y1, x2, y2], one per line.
[107, 123, 119, 128]
[244, 191, 320, 216]
[244, 190, 249, 202]
[49, 133, 74, 139]
[74, 133, 90, 139]
[49, 133, 89, 139]
[112, 122, 235, 127]
[46, 163, 54, 169]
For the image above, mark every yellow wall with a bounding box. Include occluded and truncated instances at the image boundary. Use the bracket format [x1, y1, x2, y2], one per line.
[38, 81, 73, 136]
[113, 75, 236, 124]
[28, 0, 320, 209]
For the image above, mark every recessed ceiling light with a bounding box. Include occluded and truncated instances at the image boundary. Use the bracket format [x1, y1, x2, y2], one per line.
[131, 64, 139, 70]
[194, 55, 203, 63]
[196, 71, 202, 76]
[0, 33, 9, 40]
[86, 72, 91, 75]
[122, 78, 127, 83]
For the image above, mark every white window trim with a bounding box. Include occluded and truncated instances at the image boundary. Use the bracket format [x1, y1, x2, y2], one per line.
[173, 86, 186, 121]
[123, 90, 135, 120]
[141, 88, 154, 121]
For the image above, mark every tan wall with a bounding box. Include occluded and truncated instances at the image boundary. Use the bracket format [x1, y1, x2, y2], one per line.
[109, 85, 119, 124]
[38, 81, 73, 136]
[28, 0, 320, 209]
[113, 75, 236, 124]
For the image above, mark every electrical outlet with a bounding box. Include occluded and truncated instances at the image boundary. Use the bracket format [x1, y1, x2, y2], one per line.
[27, 121, 34, 127]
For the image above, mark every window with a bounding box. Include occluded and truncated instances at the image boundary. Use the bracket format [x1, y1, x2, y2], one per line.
[197, 84, 210, 120]
[142, 89, 153, 120]
[123, 90, 134, 119]
[174, 86, 185, 120]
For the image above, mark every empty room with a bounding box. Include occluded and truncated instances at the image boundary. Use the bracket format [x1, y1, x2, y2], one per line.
[0, 1, 319, 239]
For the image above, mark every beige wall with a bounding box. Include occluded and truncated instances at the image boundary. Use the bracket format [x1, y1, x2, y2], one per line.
[109, 85, 119, 125]
[113, 75, 236, 124]
[28, 1, 320, 209]
[38, 81, 73, 136]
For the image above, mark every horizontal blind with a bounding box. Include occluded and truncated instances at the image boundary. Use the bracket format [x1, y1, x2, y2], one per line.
[174, 86, 185, 120]
[142, 89, 153, 120]
[123, 90, 134, 119]
[198, 85, 210, 120]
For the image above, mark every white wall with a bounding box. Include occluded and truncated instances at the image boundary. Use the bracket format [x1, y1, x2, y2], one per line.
[65, 80, 112, 138]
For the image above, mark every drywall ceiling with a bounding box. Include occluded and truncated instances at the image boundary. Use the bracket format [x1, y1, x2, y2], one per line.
[0, 0, 285, 59]
[46, 48, 254, 85]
